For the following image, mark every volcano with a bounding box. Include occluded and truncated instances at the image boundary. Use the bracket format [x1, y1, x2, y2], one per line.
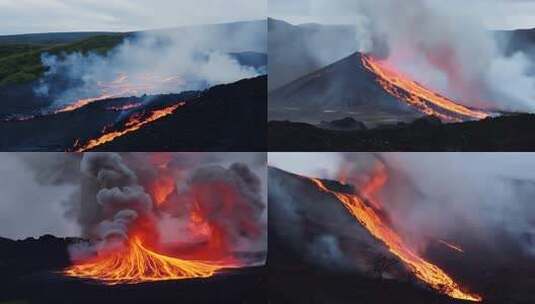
[268, 167, 535, 304]
[269, 52, 490, 126]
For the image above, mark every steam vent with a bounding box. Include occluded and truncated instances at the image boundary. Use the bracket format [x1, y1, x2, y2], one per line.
[1, 1, 535, 304]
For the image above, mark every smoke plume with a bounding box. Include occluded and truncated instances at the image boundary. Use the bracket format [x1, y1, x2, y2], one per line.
[34, 22, 266, 110]
[0, 152, 267, 266]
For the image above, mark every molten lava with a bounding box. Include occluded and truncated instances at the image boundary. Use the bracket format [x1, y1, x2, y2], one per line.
[150, 176, 176, 206]
[361, 54, 489, 122]
[308, 176, 482, 302]
[72, 102, 185, 152]
[55, 93, 122, 114]
[64, 237, 224, 285]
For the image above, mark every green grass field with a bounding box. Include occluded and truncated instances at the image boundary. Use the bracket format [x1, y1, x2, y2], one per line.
[0, 33, 127, 86]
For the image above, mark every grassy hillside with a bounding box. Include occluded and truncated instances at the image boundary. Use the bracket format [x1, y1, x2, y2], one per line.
[0, 33, 126, 86]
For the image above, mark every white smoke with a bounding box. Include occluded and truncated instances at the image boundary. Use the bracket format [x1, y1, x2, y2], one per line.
[34, 24, 264, 109]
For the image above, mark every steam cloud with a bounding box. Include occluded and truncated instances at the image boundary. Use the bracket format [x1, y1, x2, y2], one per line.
[34, 24, 265, 109]
[353, 0, 535, 111]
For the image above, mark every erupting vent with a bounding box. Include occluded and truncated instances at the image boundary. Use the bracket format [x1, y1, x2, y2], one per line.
[308, 173, 482, 302]
[64, 237, 224, 285]
[361, 54, 489, 122]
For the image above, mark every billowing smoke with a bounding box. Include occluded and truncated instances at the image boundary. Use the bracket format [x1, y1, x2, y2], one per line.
[353, 0, 535, 111]
[377, 153, 535, 258]
[2, 152, 267, 265]
[34, 23, 265, 110]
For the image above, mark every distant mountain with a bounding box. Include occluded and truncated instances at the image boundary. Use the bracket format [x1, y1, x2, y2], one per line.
[268, 18, 357, 91]
[0, 31, 123, 45]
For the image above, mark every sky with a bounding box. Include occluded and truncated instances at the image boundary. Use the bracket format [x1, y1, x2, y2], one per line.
[0, 153, 79, 240]
[0, 0, 267, 35]
[269, 0, 535, 30]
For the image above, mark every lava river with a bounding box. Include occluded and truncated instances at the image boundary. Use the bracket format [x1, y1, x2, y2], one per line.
[64, 236, 226, 285]
[307, 169, 482, 302]
[361, 54, 490, 122]
[71, 102, 185, 152]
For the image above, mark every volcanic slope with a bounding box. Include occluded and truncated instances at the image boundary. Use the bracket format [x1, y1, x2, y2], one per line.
[0, 76, 266, 151]
[91, 75, 267, 151]
[269, 52, 421, 126]
[267, 167, 535, 304]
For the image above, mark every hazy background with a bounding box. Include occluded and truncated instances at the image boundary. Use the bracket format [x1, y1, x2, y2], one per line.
[0, 0, 267, 35]
[269, 152, 535, 257]
[0, 153, 267, 242]
[269, 0, 535, 30]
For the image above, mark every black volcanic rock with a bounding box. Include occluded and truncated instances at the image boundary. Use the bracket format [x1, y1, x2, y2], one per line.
[0, 235, 72, 276]
[269, 113, 535, 151]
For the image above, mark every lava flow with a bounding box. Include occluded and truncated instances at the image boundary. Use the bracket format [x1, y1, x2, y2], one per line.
[72, 102, 185, 152]
[361, 54, 489, 122]
[308, 174, 482, 301]
[64, 237, 224, 285]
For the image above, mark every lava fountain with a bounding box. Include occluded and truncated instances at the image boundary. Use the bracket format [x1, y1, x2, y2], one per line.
[63, 153, 261, 285]
[361, 54, 490, 122]
[64, 237, 225, 285]
[307, 168, 482, 302]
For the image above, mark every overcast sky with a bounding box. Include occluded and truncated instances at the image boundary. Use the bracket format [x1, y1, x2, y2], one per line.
[0, 153, 79, 240]
[269, 0, 535, 30]
[0, 0, 266, 35]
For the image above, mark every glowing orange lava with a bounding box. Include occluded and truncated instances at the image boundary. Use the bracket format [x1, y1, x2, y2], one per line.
[55, 94, 120, 114]
[308, 176, 482, 302]
[361, 54, 489, 122]
[55, 73, 183, 114]
[72, 102, 185, 152]
[64, 237, 224, 285]
[150, 176, 176, 206]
